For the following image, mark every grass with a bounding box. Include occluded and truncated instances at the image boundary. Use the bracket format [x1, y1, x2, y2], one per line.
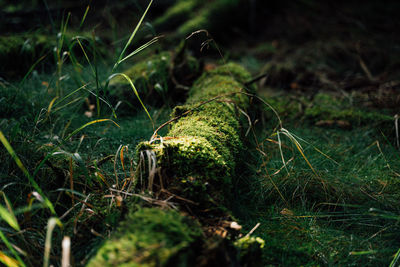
[1, 1, 400, 266]
[232, 91, 400, 266]
[0, 67, 168, 264]
[0, 1, 168, 265]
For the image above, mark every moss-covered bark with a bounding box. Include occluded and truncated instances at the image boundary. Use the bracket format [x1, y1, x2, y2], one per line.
[89, 63, 263, 266]
[136, 63, 253, 203]
[88, 207, 203, 267]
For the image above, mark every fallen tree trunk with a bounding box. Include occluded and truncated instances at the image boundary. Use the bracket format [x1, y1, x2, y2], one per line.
[136, 63, 256, 205]
[88, 63, 263, 266]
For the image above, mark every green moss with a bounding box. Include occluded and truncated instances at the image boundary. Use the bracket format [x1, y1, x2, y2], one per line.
[136, 63, 251, 202]
[108, 51, 201, 112]
[233, 236, 265, 267]
[177, 14, 208, 36]
[305, 93, 393, 124]
[235, 235, 265, 250]
[189, 75, 249, 108]
[170, 113, 241, 158]
[262, 91, 393, 128]
[0, 31, 106, 79]
[0, 34, 51, 78]
[153, 0, 201, 31]
[154, 0, 243, 38]
[108, 52, 171, 103]
[139, 136, 230, 197]
[87, 207, 202, 267]
[193, 62, 252, 88]
[177, 0, 240, 37]
[91, 63, 255, 266]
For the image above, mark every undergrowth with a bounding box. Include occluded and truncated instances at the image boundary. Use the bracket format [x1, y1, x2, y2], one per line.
[233, 91, 400, 266]
[1, 1, 400, 266]
[0, 1, 171, 266]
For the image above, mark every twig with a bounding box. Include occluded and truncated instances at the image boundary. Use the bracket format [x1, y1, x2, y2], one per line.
[160, 189, 199, 205]
[245, 222, 261, 237]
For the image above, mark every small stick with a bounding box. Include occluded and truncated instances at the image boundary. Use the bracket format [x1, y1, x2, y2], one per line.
[245, 222, 261, 237]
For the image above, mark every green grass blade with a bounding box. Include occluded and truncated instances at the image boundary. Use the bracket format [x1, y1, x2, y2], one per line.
[79, 5, 90, 28]
[0, 131, 55, 214]
[58, 12, 71, 54]
[0, 230, 25, 267]
[63, 119, 120, 141]
[75, 38, 96, 76]
[287, 131, 339, 165]
[108, 73, 154, 127]
[54, 188, 86, 198]
[113, 0, 153, 72]
[56, 12, 71, 96]
[276, 131, 289, 175]
[46, 96, 59, 115]
[52, 84, 89, 108]
[13, 204, 45, 216]
[390, 247, 400, 267]
[0, 192, 17, 218]
[280, 129, 321, 177]
[349, 250, 377, 256]
[0, 251, 19, 267]
[85, 89, 117, 118]
[33, 151, 58, 183]
[0, 205, 19, 232]
[91, 32, 101, 117]
[52, 97, 83, 113]
[19, 54, 48, 87]
[118, 36, 160, 65]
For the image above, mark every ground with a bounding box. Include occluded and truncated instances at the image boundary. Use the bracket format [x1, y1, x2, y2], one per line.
[0, 0, 399, 266]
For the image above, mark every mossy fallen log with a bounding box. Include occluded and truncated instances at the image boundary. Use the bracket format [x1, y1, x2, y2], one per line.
[89, 63, 263, 266]
[108, 49, 200, 113]
[153, 0, 243, 38]
[136, 63, 254, 203]
[88, 207, 203, 266]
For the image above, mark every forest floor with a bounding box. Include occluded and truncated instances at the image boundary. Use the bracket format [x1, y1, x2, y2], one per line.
[0, 1, 400, 266]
